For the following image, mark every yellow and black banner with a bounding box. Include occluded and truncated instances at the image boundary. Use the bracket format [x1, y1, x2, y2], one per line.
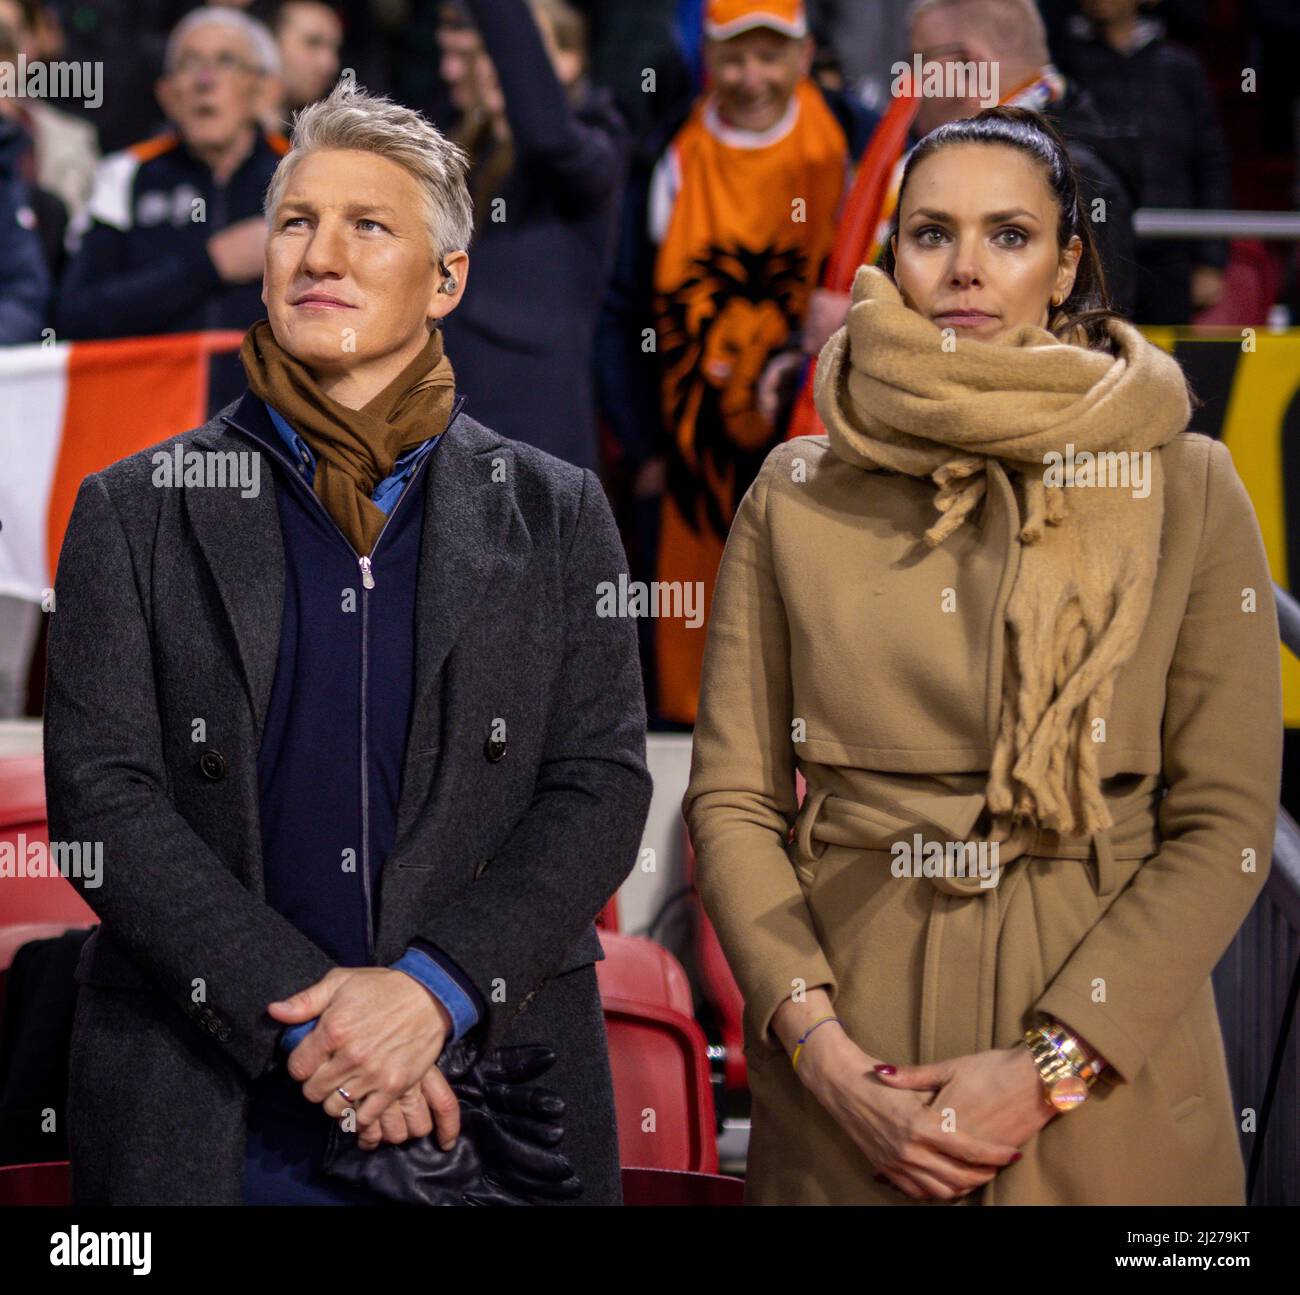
[1141, 326, 1300, 724]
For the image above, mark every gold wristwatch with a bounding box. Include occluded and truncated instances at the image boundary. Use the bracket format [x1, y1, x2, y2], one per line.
[1023, 1024, 1091, 1113]
[1042, 1020, 1107, 1085]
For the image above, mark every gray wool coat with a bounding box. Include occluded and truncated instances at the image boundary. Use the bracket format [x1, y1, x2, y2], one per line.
[42, 398, 653, 1206]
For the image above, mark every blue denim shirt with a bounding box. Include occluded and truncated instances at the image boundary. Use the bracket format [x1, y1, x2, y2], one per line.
[263, 403, 483, 1054]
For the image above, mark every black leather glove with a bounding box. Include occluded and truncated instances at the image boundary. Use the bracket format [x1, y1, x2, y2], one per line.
[319, 1035, 582, 1205]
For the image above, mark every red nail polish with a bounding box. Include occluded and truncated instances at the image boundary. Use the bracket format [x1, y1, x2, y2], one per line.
[873, 1172, 888, 1183]
[1011, 1152, 1022, 1162]
[873, 1064, 896, 1074]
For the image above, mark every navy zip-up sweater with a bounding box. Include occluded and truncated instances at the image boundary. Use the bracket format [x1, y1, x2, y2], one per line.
[225, 391, 483, 1204]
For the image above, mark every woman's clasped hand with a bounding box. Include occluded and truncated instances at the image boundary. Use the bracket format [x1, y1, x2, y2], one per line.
[793, 1021, 1053, 1200]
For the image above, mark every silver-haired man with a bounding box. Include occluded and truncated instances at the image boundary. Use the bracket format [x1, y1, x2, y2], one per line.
[46, 81, 651, 1205]
[56, 4, 284, 342]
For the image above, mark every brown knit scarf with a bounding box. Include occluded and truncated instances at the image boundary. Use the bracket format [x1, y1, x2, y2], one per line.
[813, 265, 1192, 836]
[240, 320, 457, 556]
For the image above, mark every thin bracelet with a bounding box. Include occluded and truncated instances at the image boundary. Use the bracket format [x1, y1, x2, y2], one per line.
[791, 1015, 841, 1072]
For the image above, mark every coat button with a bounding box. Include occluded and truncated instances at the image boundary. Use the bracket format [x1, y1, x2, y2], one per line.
[198, 750, 226, 781]
[484, 736, 506, 762]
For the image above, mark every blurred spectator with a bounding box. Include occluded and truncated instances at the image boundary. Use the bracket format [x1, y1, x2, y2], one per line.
[262, 0, 342, 129]
[1063, 0, 1231, 322]
[0, 8, 75, 279]
[55, 5, 283, 344]
[0, 105, 50, 342]
[0, 0, 98, 218]
[434, 0, 629, 472]
[1041, 0, 1212, 72]
[434, 5, 478, 115]
[598, 0, 848, 724]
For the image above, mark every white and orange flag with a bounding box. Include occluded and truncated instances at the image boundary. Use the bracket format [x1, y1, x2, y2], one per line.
[0, 331, 242, 603]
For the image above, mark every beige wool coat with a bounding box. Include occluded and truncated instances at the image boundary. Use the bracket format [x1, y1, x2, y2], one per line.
[683, 430, 1283, 1205]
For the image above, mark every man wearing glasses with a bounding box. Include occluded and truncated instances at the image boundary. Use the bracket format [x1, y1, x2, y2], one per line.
[55, 6, 283, 345]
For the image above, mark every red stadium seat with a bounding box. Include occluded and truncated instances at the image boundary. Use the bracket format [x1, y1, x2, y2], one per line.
[621, 1166, 744, 1206]
[594, 927, 693, 1016]
[0, 754, 97, 928]
[0, 1161, 71, 1206]
[1192, 240, 1283, 326]
[594, 893, 620, 932]
[0, 755, 44, 825]
[595, 931, 718, 1172]
[685, 831, 748, 1094]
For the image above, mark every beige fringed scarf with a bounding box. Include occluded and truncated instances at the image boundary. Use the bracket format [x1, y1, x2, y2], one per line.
[813, 265, 1192, 837]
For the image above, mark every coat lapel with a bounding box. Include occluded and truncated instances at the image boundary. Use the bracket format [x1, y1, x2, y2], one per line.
[405, 410, 513, 757]
[186, 396, 286, 746]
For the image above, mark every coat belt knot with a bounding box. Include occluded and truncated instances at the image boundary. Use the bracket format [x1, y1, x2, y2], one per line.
[792, 776, 1162, 900]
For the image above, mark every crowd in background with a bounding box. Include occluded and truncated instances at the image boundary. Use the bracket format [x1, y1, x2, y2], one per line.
[1, 0, 1298, 725]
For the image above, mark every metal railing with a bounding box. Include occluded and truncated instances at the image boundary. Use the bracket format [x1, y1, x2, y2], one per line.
[1134, 209, 1300, 242]
[1213, 582, 1300, 1204]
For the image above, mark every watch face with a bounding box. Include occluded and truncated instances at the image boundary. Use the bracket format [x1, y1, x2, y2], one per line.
[1050, 1074, 1089, 1111]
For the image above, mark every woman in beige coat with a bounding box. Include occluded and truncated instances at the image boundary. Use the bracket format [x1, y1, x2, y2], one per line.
[684, 106, 1283, 1206]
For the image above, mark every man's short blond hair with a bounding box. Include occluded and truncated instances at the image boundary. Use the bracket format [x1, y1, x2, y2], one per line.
[264, 82, 475, 262]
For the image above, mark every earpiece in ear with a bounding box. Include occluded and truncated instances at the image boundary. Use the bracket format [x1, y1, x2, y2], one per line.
[441, 277, 458, 295]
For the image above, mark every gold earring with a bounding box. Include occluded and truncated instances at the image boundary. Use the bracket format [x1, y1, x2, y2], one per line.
[1051, 293, 1063, 307]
